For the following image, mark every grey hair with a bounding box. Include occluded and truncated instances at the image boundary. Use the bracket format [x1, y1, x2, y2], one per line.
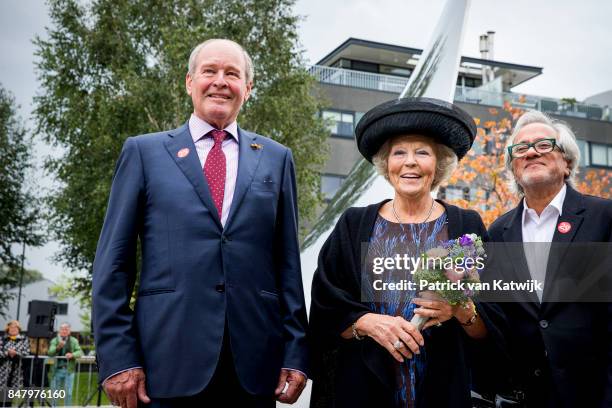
[187, 39, 254, 83]
[505, 110, 580, 195]
[59, 322, 71, 328]
[372, 135, 458, 191]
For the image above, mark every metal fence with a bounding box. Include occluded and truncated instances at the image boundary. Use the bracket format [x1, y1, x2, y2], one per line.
[1, 355, 108, 407]
[309, 64, 611, 122]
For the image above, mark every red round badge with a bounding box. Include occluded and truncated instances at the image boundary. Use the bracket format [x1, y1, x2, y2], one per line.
[557, 222, 571, 234]
[177, 148, 190, 158]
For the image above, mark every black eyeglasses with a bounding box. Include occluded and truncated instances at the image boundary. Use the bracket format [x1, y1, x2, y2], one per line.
[507, 138, 564, 160]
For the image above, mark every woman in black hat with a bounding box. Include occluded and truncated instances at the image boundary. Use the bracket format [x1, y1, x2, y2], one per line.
[309, 98, 506, 408]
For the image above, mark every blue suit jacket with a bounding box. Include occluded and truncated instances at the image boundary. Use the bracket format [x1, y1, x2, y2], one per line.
[92, 123, 309, 398]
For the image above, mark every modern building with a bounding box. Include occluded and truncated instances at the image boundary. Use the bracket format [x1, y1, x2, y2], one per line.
[310, 37, 612, 201]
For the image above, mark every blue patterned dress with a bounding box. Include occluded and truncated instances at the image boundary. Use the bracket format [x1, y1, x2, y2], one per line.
[363, 213, 448, 408]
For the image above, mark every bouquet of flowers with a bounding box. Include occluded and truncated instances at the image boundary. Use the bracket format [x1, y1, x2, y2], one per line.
[410, 233, 486, 329]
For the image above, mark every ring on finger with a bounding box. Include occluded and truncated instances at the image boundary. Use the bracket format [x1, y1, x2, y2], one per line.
[436, 320, 442, 327]
[393, 340, 404, 350]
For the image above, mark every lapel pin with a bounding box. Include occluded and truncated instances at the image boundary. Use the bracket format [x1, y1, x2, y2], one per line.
[250, 143, 263, 150]
[557, 221, 571, 234]
[177, 148, 190, 158]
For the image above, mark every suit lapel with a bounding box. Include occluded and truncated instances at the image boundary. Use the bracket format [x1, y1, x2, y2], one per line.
[224, 127, 263, 231]
[541, 186, 585, 314]
[501, 202, 540, 318]
[164, 123, 223, 230]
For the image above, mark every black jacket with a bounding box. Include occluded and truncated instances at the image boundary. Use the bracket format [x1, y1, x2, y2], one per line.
[487, 185, 612, 408]
[309, 199, 507, 408]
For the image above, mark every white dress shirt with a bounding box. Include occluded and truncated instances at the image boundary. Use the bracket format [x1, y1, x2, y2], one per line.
[521, 184, 567, 301]
[188, 114, 239, 226]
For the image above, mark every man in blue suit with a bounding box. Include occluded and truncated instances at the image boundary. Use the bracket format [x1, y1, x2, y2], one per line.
[92, 38, 309, 408]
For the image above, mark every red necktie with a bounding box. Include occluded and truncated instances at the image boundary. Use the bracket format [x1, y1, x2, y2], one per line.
[204, 129, 227, 219]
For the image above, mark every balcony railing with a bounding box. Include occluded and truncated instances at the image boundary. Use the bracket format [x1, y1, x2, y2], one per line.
[309, 65, 407, 94]
[453, 87, 609, 121]
[309, 65, 611, 122]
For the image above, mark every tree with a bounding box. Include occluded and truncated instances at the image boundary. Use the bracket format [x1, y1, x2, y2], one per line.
[34, 0, 329, 301]
[0, 265, 45, 318]
[0, 265, 44, 287]
[0, 85, 43, 315]
[444, 101, 611, 226]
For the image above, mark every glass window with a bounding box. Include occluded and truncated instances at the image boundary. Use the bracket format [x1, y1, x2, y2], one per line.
[355, 112, 365, 126]
[57, 303, 68, 315]
[468, 187, 480, 201]
[444, 186, 464, 201]
[380, 65, 412, 77]
[591, 143, 608, 166]
[322, 110, 354, 137]
[321, 174, 345, 200]
[471, 136, 484, 155]
[459, 76, 482, 88]
[322, 110, 340, 134]
[576, 139, 590, 167]
[608, 146, 612, 166]
[332, 58, 351, 69]
[351, 60, 379, 73]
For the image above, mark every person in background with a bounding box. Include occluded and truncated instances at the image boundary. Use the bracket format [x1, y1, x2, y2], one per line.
[0, 320, 30, 407]
[48, 323, 83, 407]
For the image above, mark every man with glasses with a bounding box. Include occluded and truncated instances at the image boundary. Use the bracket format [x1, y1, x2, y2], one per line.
[486, 110, 612, 407]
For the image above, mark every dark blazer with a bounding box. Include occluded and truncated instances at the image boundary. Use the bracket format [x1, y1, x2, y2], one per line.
[487, 184, 612, 407]
[309, 199, 507, 408]
[92, 123, 309, 398]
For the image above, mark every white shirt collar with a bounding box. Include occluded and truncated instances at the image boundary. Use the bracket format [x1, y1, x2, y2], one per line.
[189, 114, 239, 143]
[522, 183, 567, 225]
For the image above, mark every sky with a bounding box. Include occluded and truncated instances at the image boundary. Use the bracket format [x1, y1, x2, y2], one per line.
[1, 0, 611, 282]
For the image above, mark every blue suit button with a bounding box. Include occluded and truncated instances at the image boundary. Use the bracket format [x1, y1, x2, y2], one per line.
[539, 320, 549, 329]
[215, 284, 225, 293]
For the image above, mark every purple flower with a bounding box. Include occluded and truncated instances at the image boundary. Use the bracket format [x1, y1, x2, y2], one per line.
[459, 235, 473, 246]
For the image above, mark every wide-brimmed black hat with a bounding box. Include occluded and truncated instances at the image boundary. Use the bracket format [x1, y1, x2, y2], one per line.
[354, 97, 477, 162]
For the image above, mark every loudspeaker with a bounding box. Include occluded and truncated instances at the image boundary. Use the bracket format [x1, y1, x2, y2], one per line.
[27, 300, 58, 338]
